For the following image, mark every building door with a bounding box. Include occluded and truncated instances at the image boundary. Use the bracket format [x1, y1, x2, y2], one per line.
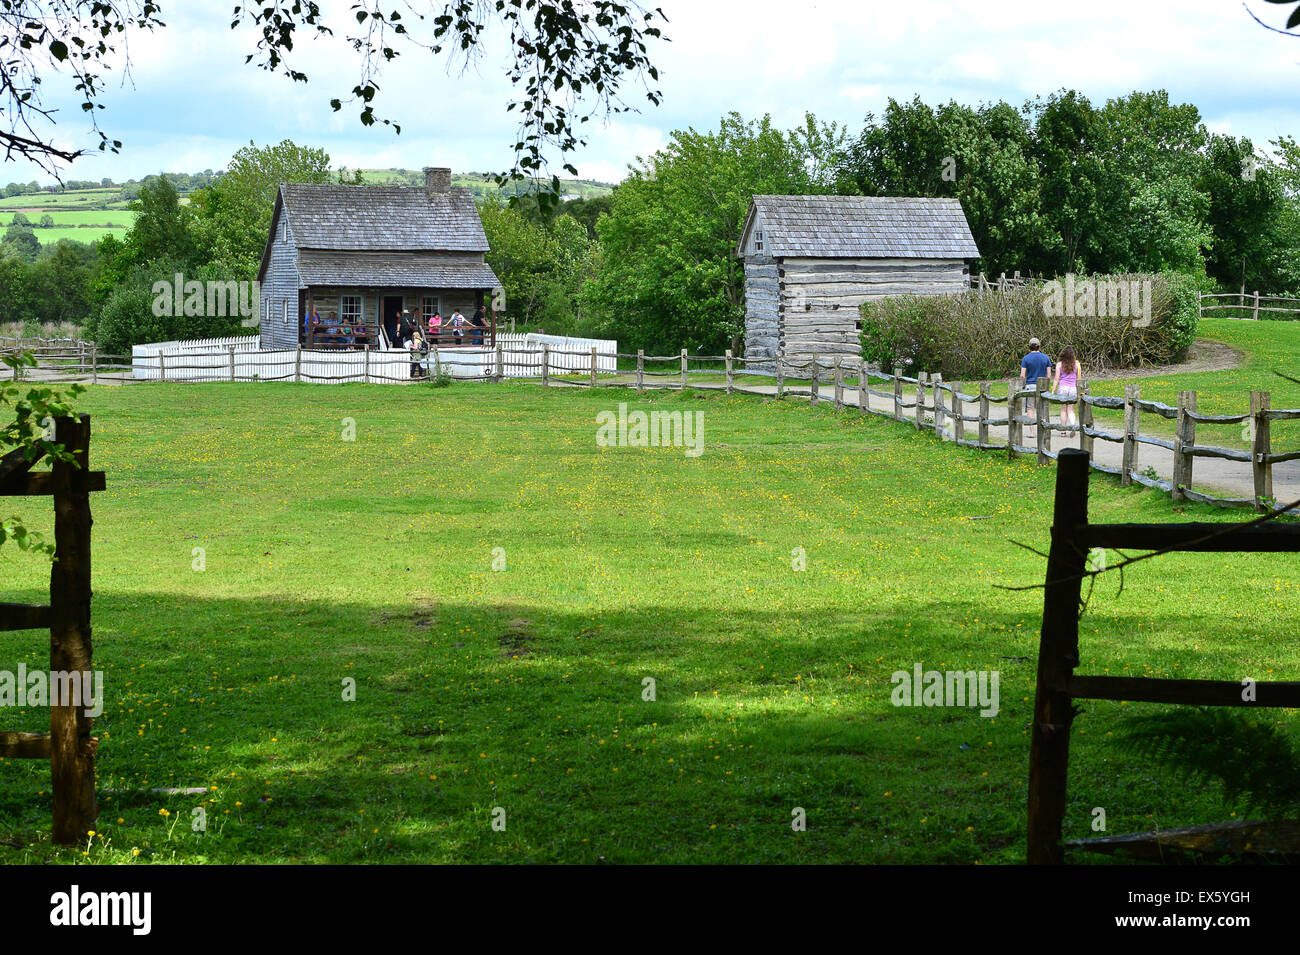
[382, 295, 404, 346]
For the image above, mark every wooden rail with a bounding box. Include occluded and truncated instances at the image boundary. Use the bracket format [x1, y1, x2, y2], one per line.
[1199, 290, 1300, 320]
[1027, 448, 1300, 864]
[0, 414, 104, 844]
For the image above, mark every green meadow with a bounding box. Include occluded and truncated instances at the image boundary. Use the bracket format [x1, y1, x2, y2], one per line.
[0, 354, 1296, 863]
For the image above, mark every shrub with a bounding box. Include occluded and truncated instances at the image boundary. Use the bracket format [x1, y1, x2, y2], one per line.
[859, 272, 1201, 380]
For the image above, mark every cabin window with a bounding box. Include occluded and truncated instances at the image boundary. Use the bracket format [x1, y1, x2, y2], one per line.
[754, 229, 763, 252]
[340, 294, 363, 325]
[282, 219, 288, 242]
[420, 294, 441, 318]
[282, 300, 291, 325]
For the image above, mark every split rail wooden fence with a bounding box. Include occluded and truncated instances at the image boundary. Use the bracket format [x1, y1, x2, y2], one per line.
[0, 414, 103, 844]
[1028, 448, 1300, 863]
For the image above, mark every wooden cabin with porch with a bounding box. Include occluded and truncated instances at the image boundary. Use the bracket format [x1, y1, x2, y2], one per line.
[257, 166, 502, 350]
[736, 195, 979, 369]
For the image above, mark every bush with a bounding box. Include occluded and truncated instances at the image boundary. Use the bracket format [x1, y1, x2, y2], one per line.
[89, 260, 248, 355]
[860, 272, 1201, 380]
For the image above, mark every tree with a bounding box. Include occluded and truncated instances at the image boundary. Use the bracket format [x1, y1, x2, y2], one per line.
[0, 2, 666, 187]
[189, 140, 331, 279]
[583, 112, 848, 354]
[3, 216, 40, 262]
[479, 199, 593, 330]
[1201, 135, 1290, 292]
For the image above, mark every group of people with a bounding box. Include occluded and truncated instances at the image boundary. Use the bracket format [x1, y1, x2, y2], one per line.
[386, 306, 489, 350]
[302, 310, 370, 348]
[1019, 337, 1082, 431]
[300, 304, 491, 354]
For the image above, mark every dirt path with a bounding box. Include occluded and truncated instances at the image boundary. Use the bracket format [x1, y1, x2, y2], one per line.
[1086, 339, 1244, 380]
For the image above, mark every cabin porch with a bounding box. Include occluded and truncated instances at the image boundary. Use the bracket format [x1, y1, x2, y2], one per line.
[296, 284, 498, 350]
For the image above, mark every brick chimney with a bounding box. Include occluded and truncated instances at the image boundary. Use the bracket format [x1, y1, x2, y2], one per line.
[424, 166, 451, 194]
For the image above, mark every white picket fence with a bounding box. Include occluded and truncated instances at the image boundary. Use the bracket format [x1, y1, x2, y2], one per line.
[127, 332, 618, 383]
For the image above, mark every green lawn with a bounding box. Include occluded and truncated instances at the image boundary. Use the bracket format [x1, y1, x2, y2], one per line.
[0, 374, 1296, 864]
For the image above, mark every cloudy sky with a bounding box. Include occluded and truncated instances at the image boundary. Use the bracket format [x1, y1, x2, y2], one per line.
[11, 0, 1300, 186]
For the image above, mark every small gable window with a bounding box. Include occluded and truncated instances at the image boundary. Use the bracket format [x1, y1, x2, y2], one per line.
[754, 229, 763, 252]
[282, 218, 288, 242]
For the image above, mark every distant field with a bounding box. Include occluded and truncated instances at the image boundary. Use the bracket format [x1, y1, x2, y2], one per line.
[31, 226, 126, 245]
[4, 210, 134, 227]
[0, 188, 121, 210]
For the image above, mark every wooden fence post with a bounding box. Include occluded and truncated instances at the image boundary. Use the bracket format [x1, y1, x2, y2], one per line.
[776, 360, 785, 398]
[363, 345, 371, 384]
[725, 349, 734, 395]
[936, 374, 948, 438]
[158, 352, 166, 383]
[1036, 377, 1050, 466]
[952, 382, 965, 445]
[636, 349, 644, 391]
[295, 345, 302, 383]
[1121, 384, 1139, 485]
[832, 357, 843, 410]
[90, 345, 98, 385]
[1252, 290, 1260, 321]
[1027, 447, 1089, 865]
[496, 343, 504, 383]
[1079, 382, 1093, 457]
[978, 382, 990, 447]
[859, 362, 868, 417]
[1171, 390, 1195, 502]
[432, 344, 441, 382]
[49, 414, 97, 844]
[590, 346, 598, 388]
[893, 374, 902, 421]
[915, 372, 926, 429]
[541, 344, 549, 387]
[680, 349, 688, 390]
[1007, 378, 1020, 460]
[1251, 390, 1272, 511]
[810, 361, 820, 405]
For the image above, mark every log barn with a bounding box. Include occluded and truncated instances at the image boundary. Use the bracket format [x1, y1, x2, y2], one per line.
[736, 195, 979, 369]
[257, 166, 502, 349]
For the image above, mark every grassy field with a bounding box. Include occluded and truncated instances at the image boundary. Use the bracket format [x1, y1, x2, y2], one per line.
[0, 189, 127, 210]
[5, 210, 135, 228]
[0, 372, 1295, 864]
[0, 188, 135, 247]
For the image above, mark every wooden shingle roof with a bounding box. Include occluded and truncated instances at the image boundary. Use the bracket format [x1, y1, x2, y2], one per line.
[738, 195, 979, 259]
[279, 183, 489, 252]
[296, 250, 500, 289]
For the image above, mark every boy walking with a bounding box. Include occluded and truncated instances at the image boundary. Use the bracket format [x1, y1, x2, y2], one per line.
[1019, 337, 1053, 429]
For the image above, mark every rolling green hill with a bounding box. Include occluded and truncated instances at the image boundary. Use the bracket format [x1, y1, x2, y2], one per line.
[355, 167, 615, 200]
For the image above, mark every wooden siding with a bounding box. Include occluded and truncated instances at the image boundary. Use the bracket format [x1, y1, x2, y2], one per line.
[743, 253, 778, 362]
[259, 214, 301, 349]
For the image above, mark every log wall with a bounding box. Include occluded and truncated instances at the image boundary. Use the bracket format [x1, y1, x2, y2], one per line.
[743, 255, 970, 366]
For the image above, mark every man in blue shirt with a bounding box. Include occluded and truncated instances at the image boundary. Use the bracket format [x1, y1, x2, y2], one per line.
[1020, 337, 1052, 429]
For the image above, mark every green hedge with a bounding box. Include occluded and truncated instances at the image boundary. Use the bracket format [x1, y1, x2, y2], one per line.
[859, 272, 1202, 380]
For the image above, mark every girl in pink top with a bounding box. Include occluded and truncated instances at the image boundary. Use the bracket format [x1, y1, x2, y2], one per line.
[1051, 345, 1082, 431]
